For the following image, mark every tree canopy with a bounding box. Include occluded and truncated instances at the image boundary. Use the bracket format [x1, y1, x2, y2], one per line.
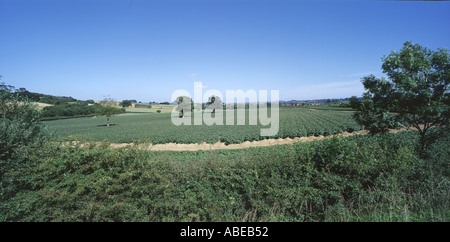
[351, 41, 449, 153]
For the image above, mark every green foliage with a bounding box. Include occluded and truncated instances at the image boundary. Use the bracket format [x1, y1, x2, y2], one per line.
[44, 108, 363, 144]
[42, 102, 125, 120]
[120, 100, 135, 108]
[352, 42, 449, 154]
[42, 102, 98, 119]
[174, 96, 193, 117]
[1, 130, 448, 222]
[0, 81, 50, 208]
[95, 105, 124, 117]
[94, 98, 125, 127]
[8, 86, 77, 104]
[205, 95, 223, 113]
[351, 86, 401, 134]
[0, 82, 50, 160]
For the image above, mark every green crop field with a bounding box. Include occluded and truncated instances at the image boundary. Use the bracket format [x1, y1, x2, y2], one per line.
[44, 107, 363, 144]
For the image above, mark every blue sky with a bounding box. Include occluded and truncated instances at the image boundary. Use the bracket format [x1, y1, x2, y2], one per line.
[0, 0, 449, 102]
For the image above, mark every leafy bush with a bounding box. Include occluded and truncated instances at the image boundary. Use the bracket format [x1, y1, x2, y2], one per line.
[0, 83, 50, 160]
[1, 83, 50, 209]
[1, 130, 448, 222]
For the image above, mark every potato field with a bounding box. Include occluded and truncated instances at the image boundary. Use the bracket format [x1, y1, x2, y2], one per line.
[44, 107, 363, 144]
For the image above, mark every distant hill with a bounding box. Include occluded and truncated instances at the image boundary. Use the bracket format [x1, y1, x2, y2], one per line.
[13, 88, 78, 104]
[280, 97, 362, 105]
[3, 83, 362, 107]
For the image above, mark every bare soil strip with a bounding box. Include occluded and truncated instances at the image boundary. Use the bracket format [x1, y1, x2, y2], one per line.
[65, 127, 415, 151]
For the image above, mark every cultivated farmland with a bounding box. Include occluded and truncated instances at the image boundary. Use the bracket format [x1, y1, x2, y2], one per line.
[44, 107, 363, 144]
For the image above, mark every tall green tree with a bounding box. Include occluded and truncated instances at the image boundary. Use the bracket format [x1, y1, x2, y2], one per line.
[96, 97, 123, 126]
[174, 96, 192, 118]
[351, 42, 450, 153]
[120, 100, 132, 108]
[206, 95, 223, 114]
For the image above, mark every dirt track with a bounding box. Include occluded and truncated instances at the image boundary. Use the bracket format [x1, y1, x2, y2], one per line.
[89, 127, 414, 151]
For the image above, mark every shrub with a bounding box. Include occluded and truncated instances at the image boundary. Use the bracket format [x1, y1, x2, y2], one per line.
[0, 83, 50, 160]
[1, 130, 448, 222]
[1, 82, 50, 210]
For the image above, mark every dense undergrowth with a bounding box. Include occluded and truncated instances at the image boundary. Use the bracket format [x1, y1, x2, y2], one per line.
[1, 129, 448, 222]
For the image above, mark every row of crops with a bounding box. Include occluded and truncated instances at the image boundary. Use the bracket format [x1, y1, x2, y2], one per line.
[44, 107, 364, 144]
[278, 108, 361, 138]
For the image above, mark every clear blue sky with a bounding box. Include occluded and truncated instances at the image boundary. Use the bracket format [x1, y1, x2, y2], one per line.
[1, 0, 449, 102]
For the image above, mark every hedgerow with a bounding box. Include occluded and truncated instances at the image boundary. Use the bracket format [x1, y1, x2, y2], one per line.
[1, 130, 448, 222]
